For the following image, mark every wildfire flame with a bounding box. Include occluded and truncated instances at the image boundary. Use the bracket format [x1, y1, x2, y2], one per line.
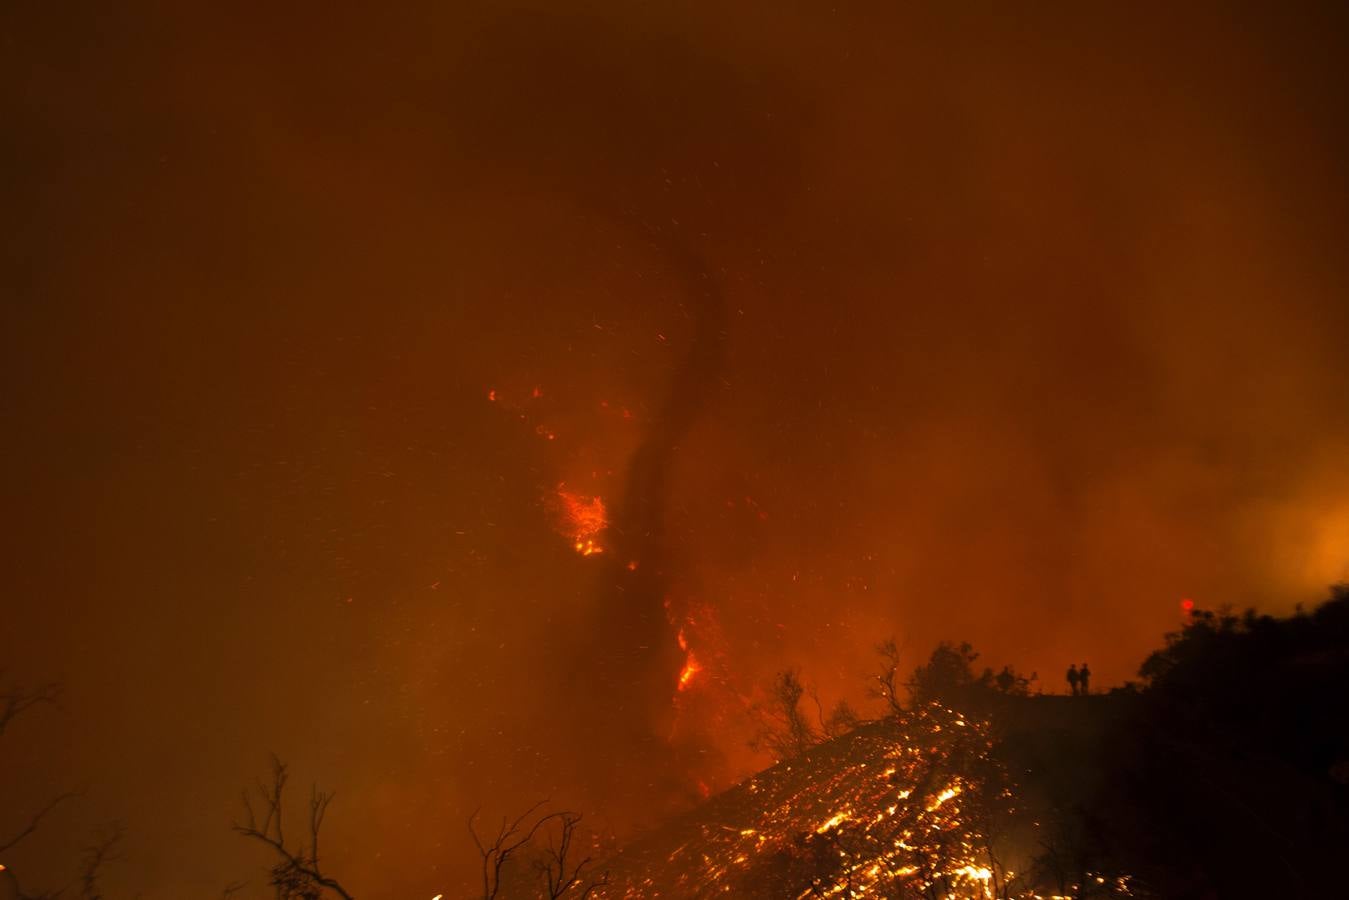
[555, 486, 606, 557]
[594, 703, 1139, 899]
[677, 653, 702, 690]
[676, 627, 702, 691]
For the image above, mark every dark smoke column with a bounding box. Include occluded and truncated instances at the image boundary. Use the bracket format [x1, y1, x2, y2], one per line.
[580, 229, 727, 808]
[444, 11, 799, 811]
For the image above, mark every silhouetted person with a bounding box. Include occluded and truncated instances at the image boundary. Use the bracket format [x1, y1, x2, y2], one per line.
[1079, 662, 1091, 695]
[1067, 663, 1080, 696]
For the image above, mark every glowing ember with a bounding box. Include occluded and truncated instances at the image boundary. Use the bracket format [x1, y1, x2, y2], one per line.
[815, 811, 849, 833]
[555, 486, 606, 557]
[925, 784, 960, 811]
[677, 653, 702, 691]
[593, 703, 1139, 899]
[676, 627, 702, 691]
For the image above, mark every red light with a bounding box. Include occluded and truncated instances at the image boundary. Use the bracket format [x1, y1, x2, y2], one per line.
[1181, 598, 1195, 612]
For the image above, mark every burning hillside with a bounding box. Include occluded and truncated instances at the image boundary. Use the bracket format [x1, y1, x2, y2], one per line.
[594, 703, 1138, 899]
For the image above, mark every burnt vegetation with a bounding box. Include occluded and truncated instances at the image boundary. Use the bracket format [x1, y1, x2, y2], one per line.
[591, 584, 1349, 898]
[2, 588, 1346, 897]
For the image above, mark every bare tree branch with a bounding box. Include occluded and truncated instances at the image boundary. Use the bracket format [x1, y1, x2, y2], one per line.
[0, 677, 62, 739]
[0, 791, 79, 855]
[77, 822, 125, 900]
[808, 686, 828, 734]
[534, 812, 610, 900]
[869, 638, 904, 716]
[469, 800, 563, 900]
[0, 674, 75, 862]
[750, 669, 820, 760]
[233, 756, 353, 900]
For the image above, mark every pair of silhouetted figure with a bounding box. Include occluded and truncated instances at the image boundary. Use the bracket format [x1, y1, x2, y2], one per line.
[1066, 662, 1091, 696]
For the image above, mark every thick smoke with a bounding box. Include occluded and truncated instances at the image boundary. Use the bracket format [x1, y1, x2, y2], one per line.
[5, 4, 1349, 900]
[443, 9, 794, 810]
[578, 230, 728, 806]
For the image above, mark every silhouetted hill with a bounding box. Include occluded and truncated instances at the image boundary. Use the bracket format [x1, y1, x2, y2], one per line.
[1081, 589, 1349, 898]
[594, 586, 1349, 898]
[596, 700, 1131, 898]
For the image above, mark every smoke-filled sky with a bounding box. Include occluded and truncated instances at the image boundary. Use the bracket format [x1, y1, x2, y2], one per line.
[4, 2, 1349, 897]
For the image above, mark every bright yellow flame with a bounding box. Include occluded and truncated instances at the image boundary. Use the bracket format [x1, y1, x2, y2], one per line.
[675, 626, 703, 691]
[816, 811, 849, 833]
[926, 785, 960, 811]
[952, 864, 992, 881]
[594, 702, 1137, 899]
[677, 651, 702, 691]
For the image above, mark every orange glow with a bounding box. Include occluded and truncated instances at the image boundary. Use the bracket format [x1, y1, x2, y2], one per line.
[556, 486, 607, 557]
[815, 811, 849, 833]
[678, 652, 702, 690]
[676, 626, 702, 690]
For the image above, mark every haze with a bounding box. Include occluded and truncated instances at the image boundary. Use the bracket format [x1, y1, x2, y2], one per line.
[4, 2, 1348, 897]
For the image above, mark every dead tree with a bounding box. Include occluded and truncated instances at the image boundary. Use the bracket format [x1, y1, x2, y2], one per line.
[0, 791, 78, 858]
[0, 676, 77, 861]
[234, 756, 353, 900]
[471, 803, 609, 900]
[0, 677, 61, 738]
[470, 801, 555, 900]
[868, 639, 905, 716]
[751, 669, 820, 760]
[535, 812, 609, 900]
[808, 688, 860, 739]
[76, 823, 125, 900]
[1, 675, 130, 900]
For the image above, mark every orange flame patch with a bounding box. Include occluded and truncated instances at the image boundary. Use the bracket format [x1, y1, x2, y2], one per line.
[556, 486, 607, 557]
